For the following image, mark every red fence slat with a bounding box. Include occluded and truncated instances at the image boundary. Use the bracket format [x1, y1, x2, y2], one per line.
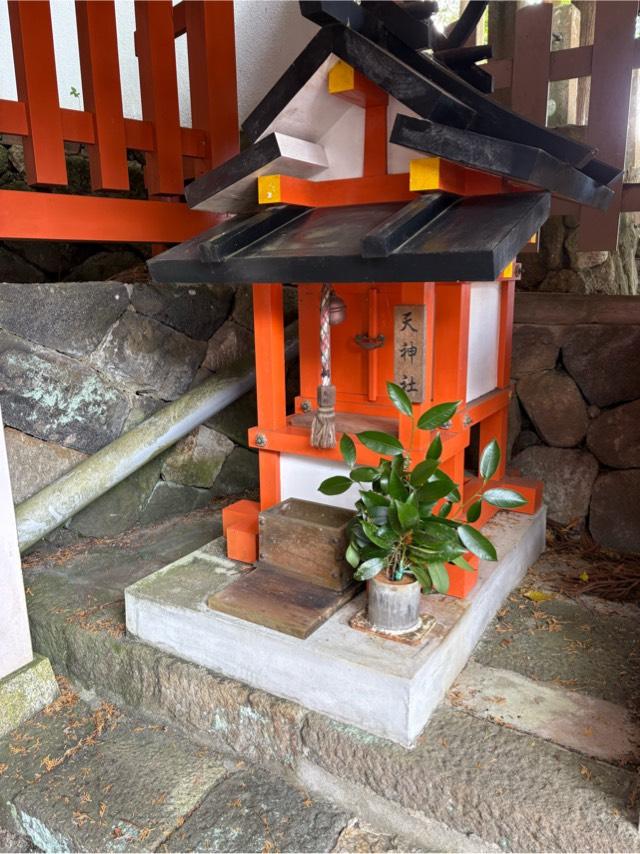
[76, 0, 129, 191]
[185, 0, 239, 174]
[578, 1, 639, 251]
[135, 0, 184, 197]
[8, 0, 66, 186]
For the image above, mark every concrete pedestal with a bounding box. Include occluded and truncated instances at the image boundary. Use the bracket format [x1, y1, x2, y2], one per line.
[125, 508, 546, 746]
[0, 656, 59, 739]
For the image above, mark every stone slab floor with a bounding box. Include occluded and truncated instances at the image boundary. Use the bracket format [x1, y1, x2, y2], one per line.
[4, 507, 640, 853]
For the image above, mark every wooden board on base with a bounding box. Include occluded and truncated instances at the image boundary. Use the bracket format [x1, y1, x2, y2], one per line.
[207, 563, 361, 639]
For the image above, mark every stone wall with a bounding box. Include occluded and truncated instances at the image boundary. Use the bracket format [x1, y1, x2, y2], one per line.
[518, 213, 640, 296]
[0, 278, 294, 541]
[509, 293, 640, 554]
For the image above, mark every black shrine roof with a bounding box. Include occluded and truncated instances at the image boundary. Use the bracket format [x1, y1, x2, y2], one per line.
[148, 1, 617, 287]
[149, 191, 550, 285]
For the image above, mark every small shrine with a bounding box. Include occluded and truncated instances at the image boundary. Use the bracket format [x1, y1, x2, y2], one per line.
[127, 1, 617, 746]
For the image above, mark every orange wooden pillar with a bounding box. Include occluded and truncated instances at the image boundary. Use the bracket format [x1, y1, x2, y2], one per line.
[481, 277, 516, 481]
[252, 283, 286, 511]
[433, 282, 471, 495]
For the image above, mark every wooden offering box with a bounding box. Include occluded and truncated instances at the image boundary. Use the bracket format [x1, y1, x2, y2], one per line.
[259, 499, 354, 592]
[209, 499, 360, 639]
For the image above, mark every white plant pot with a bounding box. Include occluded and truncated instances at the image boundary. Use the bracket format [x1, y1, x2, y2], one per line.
[366, 572, 422, 634]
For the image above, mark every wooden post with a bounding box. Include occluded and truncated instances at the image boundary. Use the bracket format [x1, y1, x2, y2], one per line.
[253, 284, 287, 509]
[578, 1, 639, 250]
[510, 2, 553, 125]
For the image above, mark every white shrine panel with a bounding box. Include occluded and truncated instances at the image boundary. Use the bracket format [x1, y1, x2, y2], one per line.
[466, 281, 501, 403]
[280, 453, 360, 510]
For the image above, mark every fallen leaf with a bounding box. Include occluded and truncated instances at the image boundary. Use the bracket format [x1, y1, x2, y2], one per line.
[523, 589, 554, 603]
[579, 571, 589, 582]
[580, 765, 593, 781]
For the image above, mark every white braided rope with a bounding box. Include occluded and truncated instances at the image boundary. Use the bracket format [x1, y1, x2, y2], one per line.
[319, 282, 332, 386]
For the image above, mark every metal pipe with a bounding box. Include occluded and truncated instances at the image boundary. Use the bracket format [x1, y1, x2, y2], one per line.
[16, 327, 298, 552]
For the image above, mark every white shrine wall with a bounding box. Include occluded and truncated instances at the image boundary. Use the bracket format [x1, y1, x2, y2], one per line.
[466, 281, 501, 402]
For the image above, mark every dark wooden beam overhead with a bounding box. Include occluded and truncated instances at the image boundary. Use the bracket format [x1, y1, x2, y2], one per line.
[391, 115, 615, 210]
[199, 205, 309, 263]
[444, 0, 488, 50]
[361, 192, 456, 258]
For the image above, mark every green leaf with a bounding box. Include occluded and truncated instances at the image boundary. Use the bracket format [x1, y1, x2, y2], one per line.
[482, 487, 527, 509]
[417, 401, 460, 431]
[466, 500, 482, 523]
[479, 439, 500, 480]
[345, 543, 360, 568]
[350, 466, 379, 483]
[377, 460, 391, 493]
[357, 431, 403, 457]
[418, 477, 455, 504]
[395, 499, 419, 531]
[386, 382, 413, 417]
[453, 555, 476, 572]
[361, 491, 389, 508]
[410, 458, 438, 487]
[354, 557, 385, 581]
[318, 475, 352, 496]
[458, 524, 498, 561]
[438, 501, 453, 518]
[340, 434, 356, 467]
[387, 502, 402, 535]
[368, 506, 389, 526]
[410, 565, 432, 594]
[388, 469, 409, 501]
[359, 544, 387, 561]
[428, 561, 450, 594]
[361, 520, 395, 549]
[426, 433, 442, 460]
[416, 520, 458, 544]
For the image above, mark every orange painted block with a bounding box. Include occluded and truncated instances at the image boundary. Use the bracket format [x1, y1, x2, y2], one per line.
[258, 173, 415, 208]
[446, 553, 479, 599]
[226, 517, 258, 564]
[500, 475, 544, 515]
[222, 499, 259, 535]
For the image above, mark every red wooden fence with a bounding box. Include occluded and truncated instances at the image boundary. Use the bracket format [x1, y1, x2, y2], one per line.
[487, 0, 640, 251]
[0, 0, 238, 243]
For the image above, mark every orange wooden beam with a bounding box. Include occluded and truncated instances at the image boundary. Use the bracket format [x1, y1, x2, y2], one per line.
[0, 99, 207, 163]
[247, 424, 469, 466]
[0, 189, 218, 242]
[328, 60, 388, 108]
[258, 173, 415, 207]
[410, 157, 505, 197]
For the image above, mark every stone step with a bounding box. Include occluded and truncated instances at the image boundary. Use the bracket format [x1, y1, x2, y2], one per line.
[0, 678, 394, 853]
[21, 510, 640, 853]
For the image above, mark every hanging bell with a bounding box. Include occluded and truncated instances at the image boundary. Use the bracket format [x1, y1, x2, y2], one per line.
[328, 290, 347, 326]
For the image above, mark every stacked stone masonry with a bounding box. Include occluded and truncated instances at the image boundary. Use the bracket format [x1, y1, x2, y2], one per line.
[510, 293, 640, 555]
[0, 276, 292, 540]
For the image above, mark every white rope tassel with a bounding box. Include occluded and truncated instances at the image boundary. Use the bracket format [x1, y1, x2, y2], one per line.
[310, 283, 337, 449]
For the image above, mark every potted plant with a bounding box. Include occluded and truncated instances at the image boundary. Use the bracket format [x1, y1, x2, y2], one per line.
[318, 383, 526, 634]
